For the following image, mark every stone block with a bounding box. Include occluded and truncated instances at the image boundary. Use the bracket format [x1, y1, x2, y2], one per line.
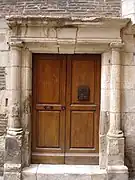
[21, 26, 48, 38]
[107, 136, 124, 166]
[10, 67, 21, 90]
[122, 113, 135, 136]
[110, 90, 120, 112]
[4, 172, 21, 180]
[101, 65, 110, 90]
[121, 52, 135, 66]
[99, 135, 107, 168]
[121, 66, 135, 90]
[100, 111, 109, 135]
[22, 49, 32, 68]
[22, 131, 31, 166]
[0, 31, 9, 51]
[0, 51, 9, 67]
[21, 68, 32, 90]
[77, 28, 120, 40]
[101, 51, 111, 66]
[5, 135, 22, 164]
[100, 89, 110, 111]
[121, 90, 135, 112]
[59, 44, 75, 54]
[108, 173, 128, 180]
[22, 164, 38, 180]
[57, 28, 77, 39]
[91, 174, 107, 180]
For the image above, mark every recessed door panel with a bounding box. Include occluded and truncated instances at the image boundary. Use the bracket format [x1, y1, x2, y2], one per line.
[37, 111, 60, 148]
[70, 111, 94, 148]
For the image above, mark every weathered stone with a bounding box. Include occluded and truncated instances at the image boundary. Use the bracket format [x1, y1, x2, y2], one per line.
[121, 52, 135, 66]
[121, 90, 135, 113]
[5, 135, 22, 164]
[22, 164, 38, 180]
[4, 172, 21, 180]
[100, 111, 109, 135]
[107, 136, 124, 166]
[121, 66, 135, 90]
[99, 135, 107, 168]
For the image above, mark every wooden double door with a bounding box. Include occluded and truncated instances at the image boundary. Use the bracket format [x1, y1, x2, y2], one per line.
[32, 54, 101, 164]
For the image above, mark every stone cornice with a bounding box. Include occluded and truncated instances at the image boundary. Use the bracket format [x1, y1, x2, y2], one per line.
[6, 15, 130, 29]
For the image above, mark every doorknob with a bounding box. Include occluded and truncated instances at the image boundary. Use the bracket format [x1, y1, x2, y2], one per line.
[61, 106, 66, 111]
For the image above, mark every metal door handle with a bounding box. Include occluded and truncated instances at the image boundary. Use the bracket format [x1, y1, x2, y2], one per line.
[61, 106, 66, 111]
[44, 106, 53, 110]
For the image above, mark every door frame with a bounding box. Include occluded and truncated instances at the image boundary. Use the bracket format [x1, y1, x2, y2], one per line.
[6, 16, 128, 170]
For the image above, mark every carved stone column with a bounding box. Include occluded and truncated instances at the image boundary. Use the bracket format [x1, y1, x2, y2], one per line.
[4, 41, 23, 180]
[106, 42, 128, 180]
[107, 42, 123, 137]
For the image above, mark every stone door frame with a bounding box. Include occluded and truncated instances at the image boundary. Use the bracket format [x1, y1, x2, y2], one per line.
[4, 16, 130, 180]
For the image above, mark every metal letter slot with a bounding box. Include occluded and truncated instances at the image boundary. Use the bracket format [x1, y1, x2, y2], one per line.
[78, 85, 90, 101]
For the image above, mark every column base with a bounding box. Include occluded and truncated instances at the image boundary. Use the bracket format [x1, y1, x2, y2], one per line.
[107, 165, 128, 180]
[4, 131, 23, 180]
[106, 135, 124, 166]
[4, 172, 21, 180]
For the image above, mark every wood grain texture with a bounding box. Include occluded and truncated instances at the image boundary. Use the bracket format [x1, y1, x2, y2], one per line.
[32, 54, 101, 164]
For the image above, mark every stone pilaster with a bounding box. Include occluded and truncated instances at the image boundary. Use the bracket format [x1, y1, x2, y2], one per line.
[4, 41, 23, 180]
[106, 42, 128, 180]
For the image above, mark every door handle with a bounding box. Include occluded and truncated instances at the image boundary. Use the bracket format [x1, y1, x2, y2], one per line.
[44, 106, 53, 110]
[61, 106, 66, 111]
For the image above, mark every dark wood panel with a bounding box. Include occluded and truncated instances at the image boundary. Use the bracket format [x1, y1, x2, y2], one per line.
[70, 111, 94, 148]
[71, 57, 95, 104]
[37, 111, 60, 148]
[36, 58, 61, 104]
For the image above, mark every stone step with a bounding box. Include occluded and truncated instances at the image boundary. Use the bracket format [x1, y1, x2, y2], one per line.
[22, 164, 107, 180]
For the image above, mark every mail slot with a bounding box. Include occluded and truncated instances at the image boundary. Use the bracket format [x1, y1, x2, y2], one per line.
[78, 85, 90, 101]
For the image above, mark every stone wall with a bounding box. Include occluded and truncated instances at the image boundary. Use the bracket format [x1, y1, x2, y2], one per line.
[0, 0, 121, 18]
[121, 23, 135, 180]
[0, 19, 9, 174]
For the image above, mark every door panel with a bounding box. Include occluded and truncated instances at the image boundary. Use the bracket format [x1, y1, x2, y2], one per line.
[36, 59, 60, 103]
[71, 58, 95, 104]
[65, 55, 100, 164]
[32, 54, 66, 164]
[37, 111, 60, 148]
[70, 111, 94, 148]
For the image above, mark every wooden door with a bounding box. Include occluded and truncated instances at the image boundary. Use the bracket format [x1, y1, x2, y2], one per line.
[32, 54, 66, 163]
[32, 54, 101, 164]
[65, 55, 100, 164]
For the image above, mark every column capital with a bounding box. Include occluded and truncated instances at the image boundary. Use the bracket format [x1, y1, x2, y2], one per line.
[9, 40, 24, 48]
[110, 42, 124, 50]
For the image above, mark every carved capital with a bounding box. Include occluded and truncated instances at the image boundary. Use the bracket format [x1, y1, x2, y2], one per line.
[9, 40, 24, 49]
[110, 42, 124, 50]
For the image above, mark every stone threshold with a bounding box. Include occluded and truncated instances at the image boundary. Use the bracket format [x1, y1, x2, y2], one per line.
[22, 164, 107, 180]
